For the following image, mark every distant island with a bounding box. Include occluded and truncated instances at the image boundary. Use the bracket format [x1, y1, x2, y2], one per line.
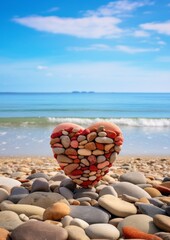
[72, 91, 95, 93]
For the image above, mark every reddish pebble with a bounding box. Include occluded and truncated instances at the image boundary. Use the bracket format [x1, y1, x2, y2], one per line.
[88, 155, 96, 165]
[65, 148, 77, 156]
[81, 129, 90, 135]
[105, 152, 112, 158]
[51, 131, 62, 138]
[81, 180, 93, 187]
[106, 130, 117, 139]
[70, 140, 79, 148]
[71, 170, 83, 176]
[51, 143, 63, 148]
[122, 226, 162, 240]
[89, 165, 98, 171]
[95, 142, 104, 150]
[68, 155, 78, 159]
[73, 159, 80, 163]
[154, 185, 170, 195]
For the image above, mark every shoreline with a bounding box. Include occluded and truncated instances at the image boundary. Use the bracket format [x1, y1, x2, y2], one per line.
[1, 155, 170, 179]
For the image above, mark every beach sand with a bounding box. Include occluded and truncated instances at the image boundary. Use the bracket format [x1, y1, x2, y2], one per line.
[0, 155, 170, 179]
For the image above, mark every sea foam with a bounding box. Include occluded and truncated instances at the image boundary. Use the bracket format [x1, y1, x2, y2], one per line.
[47, 117, 170, 127]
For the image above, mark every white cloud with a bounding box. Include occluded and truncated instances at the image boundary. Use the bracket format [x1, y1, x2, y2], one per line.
[85, 0, 154, 17]
[115, 45, 159, 54]
[140, 21, 170, 35]
[37, 65, 48, 70]
[133, 30, 150, 37]
[68, 44, 114, 51]
[13, 16, 122, 39]
[68, 44, 159, 54]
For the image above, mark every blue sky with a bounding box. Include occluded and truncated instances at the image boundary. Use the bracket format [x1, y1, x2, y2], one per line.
[0, 0, 170, 92]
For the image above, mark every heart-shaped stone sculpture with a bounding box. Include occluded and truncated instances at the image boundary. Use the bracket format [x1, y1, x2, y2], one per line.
[50, 121, 123, 188]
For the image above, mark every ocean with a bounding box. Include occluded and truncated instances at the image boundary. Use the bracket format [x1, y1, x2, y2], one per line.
[0, 92, 170, 156]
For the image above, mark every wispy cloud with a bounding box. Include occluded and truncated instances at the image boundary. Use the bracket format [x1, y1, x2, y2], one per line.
[84, 0, 154, 17]
[133, 30, 150, 37]
[69, 44, 159, 54]
[140, 21, 170, 35]
[37, 65, 48, 70]
[13, 16, 122, 39]
[115, 45, 159, 54]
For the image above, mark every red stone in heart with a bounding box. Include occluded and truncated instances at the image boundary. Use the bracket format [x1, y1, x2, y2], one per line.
[50, 121, 123, 188]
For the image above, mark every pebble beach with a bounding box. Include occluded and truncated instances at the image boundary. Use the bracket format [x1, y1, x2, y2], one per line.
[0, 155, 170, 240]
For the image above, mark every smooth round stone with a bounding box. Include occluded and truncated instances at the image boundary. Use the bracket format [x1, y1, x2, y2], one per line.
[11, 221, 68, 240]
[19, 214, 29, 222]
[70, 218, 89, 229]
[153, 214, 170, 232]
[74, 191, 98, 200]
[112, 182, 151, 199]
[0, 188, 9, 203]
[61, 215, 73, 227]
[117, 214, 160, 236]
[60, 178, 77, 190]
[0, 177, 21, 188]
[98, 194, 137, 217]
[136, 203, 166, 218]
[144, 187, 162, 197]
[0, 210, 23, 231]
[148, 198, 164, 208]
[99, 186, 118, 197]
[85, 223, 120, 240]
[95, 137, 113, 144]
[31, 178, 50, 192]
[43, 202, 70, 220]
[61, 135, 70, 148]
[70, 205, 110, 224]
[121, 194, 138, 203]
[18, 192, 68, 208]
[50, 173, 68, 182]
[65, 225, 90, 240]
[165, 206, 170, 216]
[8, 194, 29, 203]
[27, 173, 49, 180]
[0, 227, 10, 240]
[156, 232, 170, 240]
[59, 187, 74, 199]
[1, 201, 45, 217]
[119, 171, 146, 184]
[11, 186, 29, 195]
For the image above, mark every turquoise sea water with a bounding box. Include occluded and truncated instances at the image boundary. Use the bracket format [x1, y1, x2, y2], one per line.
[0, 92, 170, 156]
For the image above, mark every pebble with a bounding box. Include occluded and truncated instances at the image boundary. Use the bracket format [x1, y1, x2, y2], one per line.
[31, 178, 50, 192]
[112, 182, 151, 198]
[117, 214, 160, 235]
[0, 227, 10, 240]
[85, 223, 120, 240]
[122, 226, 162, 240]
[70, 205, 110, 224]
[11, 221, 68, 240]
[153, 214, 170, 232]
[65, 225, 90, 240]
[70, 218, 89, 229]
[0, 188, 9, 203]
[27, 172, 49, 180]
[0, 210, 23, 231]
[0, 177, 21, 188]
[144, 187, 162, 197]
[98, 194, 137, 217]
[1, 201, 45, 217]
[119, 171, 146, 184]
[18, 192, 68, 208]
[59, 186, 74, 199]
[135, 203, 166, 217]
[43, 202, 70, 221]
